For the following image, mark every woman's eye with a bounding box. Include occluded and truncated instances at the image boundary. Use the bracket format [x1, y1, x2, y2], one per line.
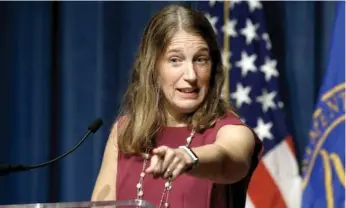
[195, 57, 209, 64]
[169, 57, 182, 66]
[170, 58, 179, 63]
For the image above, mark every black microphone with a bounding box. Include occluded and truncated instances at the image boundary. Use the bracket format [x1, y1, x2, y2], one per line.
[0, 118, 103, 176]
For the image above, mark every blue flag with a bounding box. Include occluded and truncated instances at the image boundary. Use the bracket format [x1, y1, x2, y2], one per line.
[301, 2, 345, 208]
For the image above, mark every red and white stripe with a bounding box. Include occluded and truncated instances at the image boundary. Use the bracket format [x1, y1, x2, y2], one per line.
[246, 136, 302, 208]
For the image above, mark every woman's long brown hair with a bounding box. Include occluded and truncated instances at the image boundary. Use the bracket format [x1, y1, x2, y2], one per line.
[117, 4, 236, 154]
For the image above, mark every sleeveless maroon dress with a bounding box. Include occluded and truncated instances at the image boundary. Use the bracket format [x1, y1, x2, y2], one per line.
[116, 114, 263, 208]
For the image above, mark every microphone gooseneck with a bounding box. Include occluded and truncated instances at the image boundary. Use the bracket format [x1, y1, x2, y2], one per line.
[0, 118, 103, 176]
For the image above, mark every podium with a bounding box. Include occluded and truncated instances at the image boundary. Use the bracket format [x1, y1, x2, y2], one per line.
[0, 200, 156, 208]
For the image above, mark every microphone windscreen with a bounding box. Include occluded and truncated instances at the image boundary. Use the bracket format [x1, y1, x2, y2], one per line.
[88, 118, 103, 133]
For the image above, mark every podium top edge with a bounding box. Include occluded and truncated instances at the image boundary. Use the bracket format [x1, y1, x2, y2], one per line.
[0, 200, 156, 208]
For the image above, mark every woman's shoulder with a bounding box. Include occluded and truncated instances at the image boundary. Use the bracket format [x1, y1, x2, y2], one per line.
[110, 115, 129, 134]
[208, 111, 263, 156]
[108, 115, 128, 144]
[202, 112, 244, 142]
[212, 111, 245, 130]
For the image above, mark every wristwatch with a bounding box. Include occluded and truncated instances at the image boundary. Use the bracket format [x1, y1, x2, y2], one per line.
[179, 146, 199, 171]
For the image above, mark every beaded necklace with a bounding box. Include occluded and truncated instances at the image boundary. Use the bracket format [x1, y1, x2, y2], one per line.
[135, 129, 196, 208]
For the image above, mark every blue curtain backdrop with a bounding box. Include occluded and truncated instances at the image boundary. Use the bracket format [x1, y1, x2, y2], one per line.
[0, 1, 337, 205]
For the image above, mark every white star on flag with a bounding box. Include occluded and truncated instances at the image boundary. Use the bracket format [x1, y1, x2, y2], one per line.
[254, 118, 273, 141]
[204, 13, 218, 34]
[246, 0, 262, 12]
[240, 18, 259, 45]
[209, 0, 217, 7]
[262, 33, 272, 50]
[260, 57, 279, 81]
[256, 89, 277, 112]
[222, 19, 238, 38]
[209, 0, 224, 7]
[235, 51, 257, 77]
[228, 0, 242, 9]
[231, 83, 252, 108]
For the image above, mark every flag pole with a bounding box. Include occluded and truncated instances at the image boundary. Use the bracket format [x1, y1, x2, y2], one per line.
[222, 0, 230, 104]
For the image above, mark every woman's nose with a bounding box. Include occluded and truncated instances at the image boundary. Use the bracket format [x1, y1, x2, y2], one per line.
[183, 62, 197, 82]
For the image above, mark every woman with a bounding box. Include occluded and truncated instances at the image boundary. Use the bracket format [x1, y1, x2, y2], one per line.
[92, 4, 262, 208]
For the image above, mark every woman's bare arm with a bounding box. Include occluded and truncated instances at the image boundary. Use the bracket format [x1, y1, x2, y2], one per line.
[187, 125, 256, 184]
[147, 124, 257, 184]
[91, 123, 118, 201]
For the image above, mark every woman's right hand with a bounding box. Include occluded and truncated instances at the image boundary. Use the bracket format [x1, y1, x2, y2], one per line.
[145, 146, 193, 180]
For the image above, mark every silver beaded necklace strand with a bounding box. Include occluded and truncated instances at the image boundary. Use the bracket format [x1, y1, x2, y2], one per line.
[136, 128, 196, 208]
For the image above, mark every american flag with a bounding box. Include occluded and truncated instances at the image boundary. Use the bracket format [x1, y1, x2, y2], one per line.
[196, 1, 301, 207]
